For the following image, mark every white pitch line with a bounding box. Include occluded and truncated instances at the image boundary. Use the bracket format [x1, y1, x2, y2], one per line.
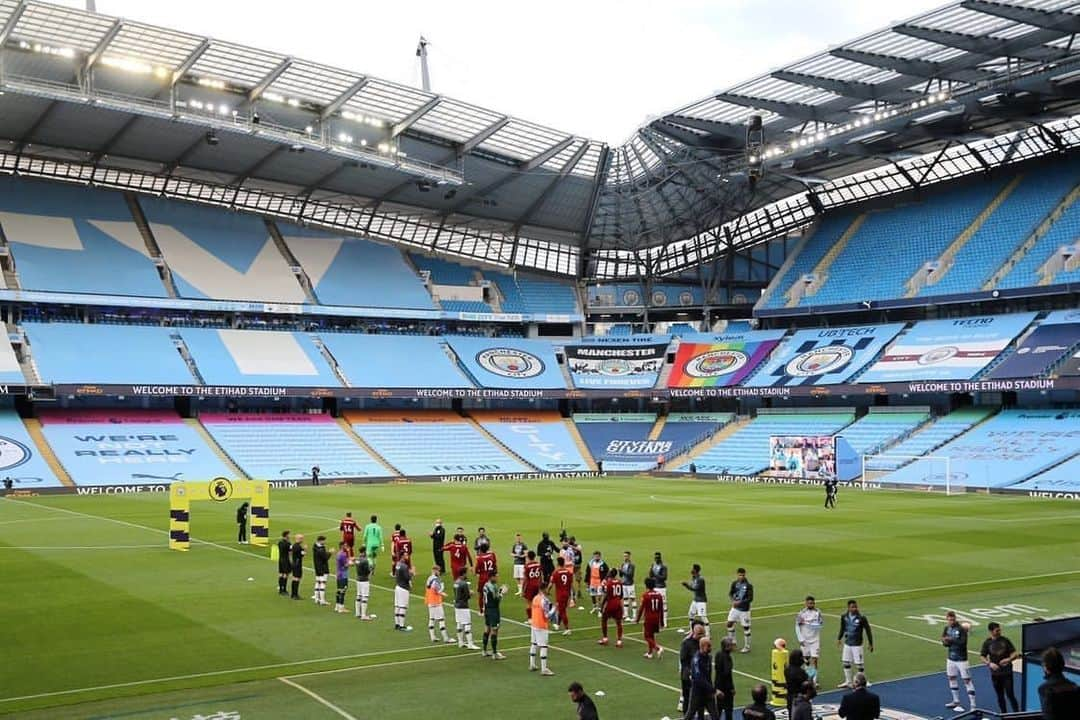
[278, 677, 358, 720]
[282, 644, 530, 680]
[0, 516, 70, 526]
[553, 644, 681, 693]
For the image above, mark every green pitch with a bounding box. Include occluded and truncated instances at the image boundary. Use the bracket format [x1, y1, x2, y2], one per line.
[1, 478, 1077, 719]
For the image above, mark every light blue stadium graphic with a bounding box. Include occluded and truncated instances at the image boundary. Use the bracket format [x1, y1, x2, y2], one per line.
[858, 313, 1036, 383]
[445, 337, 566, 389]
[0, 333, 26, 384]
[352, 422, 529, 476]
[747, 324, 904, 386]
[319, 334, 472, 388]
[202, 418, 387, 479]
[281, 225, 435, 310]
[24, 323, 194, 385]
[477, 416, 591, 471]
[179, 328, 339, 387]
[43, 421, 234, 486]
[1008, 454, 1080, 492]
[0, 176, 166, 298]
[139, 197, 306, 303]
[881, 409, 1080, 489]
[677, 412, 855, 474]
[0, 410, 62, 489]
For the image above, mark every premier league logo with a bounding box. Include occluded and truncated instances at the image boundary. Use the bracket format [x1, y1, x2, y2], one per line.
[209, 477, 234, 502]
[685, 350, 747, 378]
[477, 349, 545, 379]
[918, 346, 958, 365]
[0, 436, 31, 472]
[785, 346, 854, 377]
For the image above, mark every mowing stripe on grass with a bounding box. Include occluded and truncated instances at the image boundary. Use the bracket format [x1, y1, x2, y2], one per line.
[281, 644, 531, 680]
[0, 544, 166, 550]
[278, 678, 358, 720]
[552, 645, 681, 693]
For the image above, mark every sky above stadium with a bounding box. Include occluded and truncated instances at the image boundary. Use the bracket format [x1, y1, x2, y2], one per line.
[68, 0, 947, 142]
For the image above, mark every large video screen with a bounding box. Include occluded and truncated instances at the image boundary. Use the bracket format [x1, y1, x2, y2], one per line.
[768, 435, 836, 480]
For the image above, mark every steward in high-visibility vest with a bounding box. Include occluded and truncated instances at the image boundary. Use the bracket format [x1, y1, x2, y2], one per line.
[771, 638, 789, 706]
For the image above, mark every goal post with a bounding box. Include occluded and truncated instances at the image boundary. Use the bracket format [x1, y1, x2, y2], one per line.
[169, 478, 270, 551]
[861, 453, 956, 495]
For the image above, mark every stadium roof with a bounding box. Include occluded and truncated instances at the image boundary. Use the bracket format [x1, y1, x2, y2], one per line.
[0, 0, 1079, 280]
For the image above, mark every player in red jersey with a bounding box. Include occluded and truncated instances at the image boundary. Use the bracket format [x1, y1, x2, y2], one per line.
[551, 556, 575, 635]
[474, 541, 497, 612]
[339, 512, 358, 556]
[397, 528, 414, 570]
[598, 568, 625, 648]
[637, 577, 665, 659]
[389, 524, 403, 576]
[521, 550, 543, 620]
[446, 529, 473, 581]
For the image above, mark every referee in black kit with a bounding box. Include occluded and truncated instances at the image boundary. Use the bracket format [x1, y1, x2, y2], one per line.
[277, 530, 292, 595]
[430, 518, 446, 572]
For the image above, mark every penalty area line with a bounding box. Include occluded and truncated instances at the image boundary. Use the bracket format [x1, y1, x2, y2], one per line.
[278, 677, 358, 720]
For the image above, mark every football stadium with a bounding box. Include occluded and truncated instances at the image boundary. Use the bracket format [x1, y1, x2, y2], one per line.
[0, 0, 1079, 718]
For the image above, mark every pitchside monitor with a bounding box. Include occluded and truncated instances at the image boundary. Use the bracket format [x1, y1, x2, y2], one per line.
[768, 435, 837, 480]
[1022, 616, 1080, 711]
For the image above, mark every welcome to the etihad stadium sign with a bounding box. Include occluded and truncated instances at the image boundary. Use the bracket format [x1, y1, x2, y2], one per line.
[33, 376, 1078, 399]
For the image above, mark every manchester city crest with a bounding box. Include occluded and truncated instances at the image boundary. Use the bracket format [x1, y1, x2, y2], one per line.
[917, 345, 958, 365]
[679, 291, 694, 306]
[622, 289, 641, 305]
[0, 435, 31, 472]
[785, 345, 854, 377]
[685, 350, 748, 378]
[651, 290, 668, 306]
[599, 358, 633, 376]
[477, 349, 545, 379]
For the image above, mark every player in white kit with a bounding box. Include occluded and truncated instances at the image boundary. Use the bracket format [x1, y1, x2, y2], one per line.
[795, 595, 824, 685]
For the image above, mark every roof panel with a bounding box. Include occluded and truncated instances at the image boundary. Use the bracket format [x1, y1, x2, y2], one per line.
[410, 97, 502, 143]
[265, 60, 361, 105]
[12, 3, 114, 53]
[105, 23, 203, 71]
[848, 30, 966, 63]
[731, 76, 842, 106]
[540, 138, 587, 171]
[572, 142, 603, 178]
[478, 119, 568, 161]
[190, 41, 285, 87]
[343, 78, 433, 125]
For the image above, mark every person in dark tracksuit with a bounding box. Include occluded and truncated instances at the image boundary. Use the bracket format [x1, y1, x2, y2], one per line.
[289, 534, 306, 600]
[678, 622, 705, 714]
[429, 518, 446, 572]
[236, 502, 249, 544]
[714, 637, 736, 720]
[685, 637, 719, 720]
[276, 530, 292, 595]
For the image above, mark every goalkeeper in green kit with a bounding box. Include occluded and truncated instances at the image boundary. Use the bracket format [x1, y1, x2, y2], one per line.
[363, 515, 385, 572]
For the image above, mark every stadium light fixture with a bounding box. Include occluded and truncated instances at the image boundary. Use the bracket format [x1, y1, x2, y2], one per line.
[304, 125, 314, 134]
[197, 77, 226, 90]
[218, 104, 230, 116]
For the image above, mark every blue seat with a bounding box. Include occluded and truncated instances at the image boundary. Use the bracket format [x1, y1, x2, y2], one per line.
[24, 322, 193, 385]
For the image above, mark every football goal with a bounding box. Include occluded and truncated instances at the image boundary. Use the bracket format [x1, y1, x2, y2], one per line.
[861, 453, 958, 495]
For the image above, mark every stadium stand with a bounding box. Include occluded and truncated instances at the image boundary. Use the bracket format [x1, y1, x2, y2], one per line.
[139, 197, 306, 303]
[880, 409, 1080, 489]
[179, 329, 339, 387]
[440, 300, 493, 313]
[504, 274, 579, 315]
[0, 410, 63, 488]
[0, 335, 26, 384]
[318, 334, 471, 388]
[412, 255, 478, 285]
[858, 313, 1036, 383]
[280, 227, 436, 310]
[989, 310, 1080, 379]
[676, 409, 855, 474]
[835, 410, 930, 457]
[655, 413, 734, 461]
[574, 413, 659, 471]
[38, 409, 233, 486]
[999, 194, 1080, 288]
[23, 322, 194, 385]
[864, 407, 994, 471]
[347, 411, 529, 476]
[809, 181, 1006, 306]
[918, 164, 1080, 297]
[471, 410, 591, 471]
[761, 214, 858, 309]
[200, 413, 387, 480]
[1009, 453, 1080, 492]
[444, 336, 566, 389]
[0, 177, 167, 298]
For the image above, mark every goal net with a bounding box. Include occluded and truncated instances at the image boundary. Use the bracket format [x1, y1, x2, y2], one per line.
[861, 453, 958, 495]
